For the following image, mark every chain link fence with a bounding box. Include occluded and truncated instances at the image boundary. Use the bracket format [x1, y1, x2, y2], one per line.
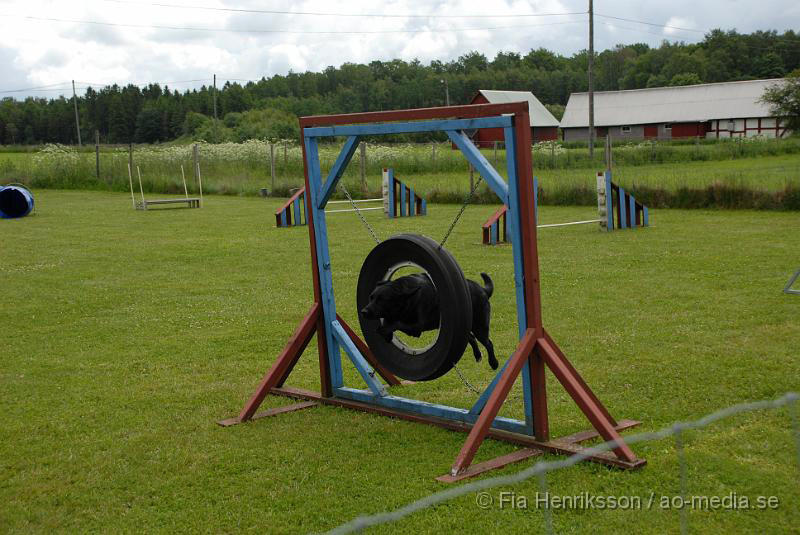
[321, 392, 799, 535]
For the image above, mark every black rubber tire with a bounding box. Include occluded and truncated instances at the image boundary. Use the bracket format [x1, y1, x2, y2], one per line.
[357, 234, 472, 381]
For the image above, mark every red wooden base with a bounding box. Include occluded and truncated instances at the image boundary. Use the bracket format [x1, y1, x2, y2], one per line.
[221, 302, 646, 480]
[268, 386, 645, 474]
[217, 401, 318, 427]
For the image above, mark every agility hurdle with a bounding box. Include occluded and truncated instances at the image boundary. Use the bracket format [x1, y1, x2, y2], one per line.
[383, 168, 427, 218]
[276, 187, 307, 227]
[275, 187, 382, 227]
[225, 102, 644, 482]
[597, 171, 649, 231]
[482, 172, 650, 244]
[276, 168, 426, 227]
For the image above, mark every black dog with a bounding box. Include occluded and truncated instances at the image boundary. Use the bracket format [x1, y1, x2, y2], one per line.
[359, 272, 497, 370]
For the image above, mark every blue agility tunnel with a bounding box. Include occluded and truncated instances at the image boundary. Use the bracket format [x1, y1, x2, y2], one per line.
[0, 185, 35, 219]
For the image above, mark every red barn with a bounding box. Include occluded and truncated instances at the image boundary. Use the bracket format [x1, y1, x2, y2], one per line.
[468, 90, 559, 147]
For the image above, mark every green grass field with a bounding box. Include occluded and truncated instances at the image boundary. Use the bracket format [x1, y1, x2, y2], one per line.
[1, 190, 798, 533]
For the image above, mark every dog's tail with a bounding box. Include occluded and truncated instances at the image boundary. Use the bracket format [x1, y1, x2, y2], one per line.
[480, 272, 493, 299]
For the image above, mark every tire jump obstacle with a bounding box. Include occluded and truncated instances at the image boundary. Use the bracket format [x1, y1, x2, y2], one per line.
[482, 171, 650, 245]
[275, 167, 426, 227]
[221, 103, 645, 482]
[0, 184, 35, 219]
[127, 163, 203, 210]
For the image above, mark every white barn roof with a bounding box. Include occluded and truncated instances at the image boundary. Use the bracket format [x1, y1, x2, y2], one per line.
[478, 90, 560, 127]
[559, 79, 784, 128]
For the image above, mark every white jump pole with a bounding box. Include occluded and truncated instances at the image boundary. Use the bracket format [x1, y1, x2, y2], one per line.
[127, 163, 136, 209]
[326, 206, 385, 214]
[136, 166, 146, 208]
[538, 219, 601, 229]
[327, 198, 383, 204]
[180, 165, 189, 199]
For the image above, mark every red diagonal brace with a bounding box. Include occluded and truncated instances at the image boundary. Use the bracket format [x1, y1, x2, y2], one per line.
[450, 329, 537, 475]
[537, 336, 637, 462]
[237, 302, 320, 422]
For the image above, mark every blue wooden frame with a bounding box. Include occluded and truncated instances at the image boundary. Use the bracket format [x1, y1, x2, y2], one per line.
[302, 115, 537, 435]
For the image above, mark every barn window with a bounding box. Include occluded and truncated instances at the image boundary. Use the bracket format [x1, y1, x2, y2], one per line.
[664, 123, 672, 130]
[621, 125, 631, 134]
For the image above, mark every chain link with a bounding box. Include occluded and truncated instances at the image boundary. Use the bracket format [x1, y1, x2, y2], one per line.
[439, 175, 483, 248]
[339, 182, 380, 244]
[451, 363, 482, 395]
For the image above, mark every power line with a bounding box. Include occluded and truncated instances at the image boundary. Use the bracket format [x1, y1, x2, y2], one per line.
[600, 22, 701, 44]
[0, 14, 587, 35]
[596, 13, 706, 34]
[102, 0, 586, 19]
[0, 81, 73, 93]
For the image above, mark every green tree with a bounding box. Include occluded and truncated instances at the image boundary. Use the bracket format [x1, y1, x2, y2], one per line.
[670, 72, 703, 86]
[760, 73, 800, 130]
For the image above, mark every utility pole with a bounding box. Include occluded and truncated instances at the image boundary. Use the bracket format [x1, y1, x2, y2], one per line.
[72, 80, 82, 146]
[441, 78, 450, 106]
[588, 0, 595, 159]
[212, 74, 218, 143]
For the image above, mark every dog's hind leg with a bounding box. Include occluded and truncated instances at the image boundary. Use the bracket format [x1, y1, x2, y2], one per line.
[475, 333, 497, 370]
[468, 333, 482, 362]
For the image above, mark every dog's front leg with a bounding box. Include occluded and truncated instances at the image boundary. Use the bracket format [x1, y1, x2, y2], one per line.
[377, 320, 398, 342]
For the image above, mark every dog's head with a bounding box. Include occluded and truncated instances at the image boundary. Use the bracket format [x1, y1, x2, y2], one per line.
[359, 277, 422, 320]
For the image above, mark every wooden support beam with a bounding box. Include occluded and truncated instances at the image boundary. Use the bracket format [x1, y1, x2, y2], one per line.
[450, 329, 537, 476]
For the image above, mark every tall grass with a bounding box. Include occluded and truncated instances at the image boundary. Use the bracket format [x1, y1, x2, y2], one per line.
[1, 137, 798, 209]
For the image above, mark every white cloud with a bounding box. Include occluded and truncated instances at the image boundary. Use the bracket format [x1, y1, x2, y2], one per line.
[0, 0, 797, 98]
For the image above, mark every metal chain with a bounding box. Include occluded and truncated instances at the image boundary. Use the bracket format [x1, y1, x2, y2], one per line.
[339, 182, 380, 244]
[452, 363, 482, 395]
[439, 175, 483, 248]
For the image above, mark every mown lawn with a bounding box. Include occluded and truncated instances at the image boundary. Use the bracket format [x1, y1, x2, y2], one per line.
[1, 190, 798, 534]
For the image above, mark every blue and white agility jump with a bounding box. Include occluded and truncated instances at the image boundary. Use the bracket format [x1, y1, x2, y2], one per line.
[482, 171, 650, 244]
[275, 167, 426, 227]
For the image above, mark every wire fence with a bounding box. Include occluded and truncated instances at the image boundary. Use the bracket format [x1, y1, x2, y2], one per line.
[321, 391, 799, 535]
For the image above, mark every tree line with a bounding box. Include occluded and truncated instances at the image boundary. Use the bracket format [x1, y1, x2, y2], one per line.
[1, 29, 798, 145]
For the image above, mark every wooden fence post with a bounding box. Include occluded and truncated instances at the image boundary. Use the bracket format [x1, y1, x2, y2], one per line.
[270, 142, 276, 191]
[360, 141, 367, 192]
[95, 130, 100, 181]
[493, 141, 498, 165]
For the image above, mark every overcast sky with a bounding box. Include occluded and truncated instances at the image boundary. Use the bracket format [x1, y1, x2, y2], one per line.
[1, 0, 798, 99]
